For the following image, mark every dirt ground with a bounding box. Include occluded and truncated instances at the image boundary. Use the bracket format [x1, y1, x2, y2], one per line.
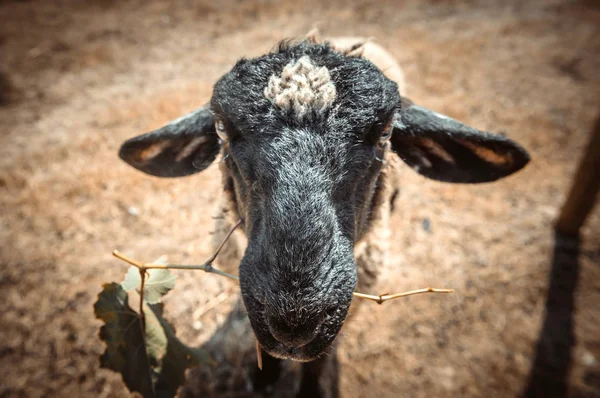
[1, 0, 599, 397]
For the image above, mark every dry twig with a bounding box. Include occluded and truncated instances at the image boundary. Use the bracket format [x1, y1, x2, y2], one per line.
[256, 340, 263, 371]
[193, 289, 234, 320]
[112, 219, 243, 331]
[352, 287, 454, 304]
[113, 218, 242, 282]
[113, 216, 453, 305]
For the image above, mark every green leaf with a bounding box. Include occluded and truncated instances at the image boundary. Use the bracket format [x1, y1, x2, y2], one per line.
[142, 268, 177, 304]
[145, 303, 213, 397]
[94, 283, 154, 397]
[95, 280, 212, 398]
[121, 258, 177, 304]
[121, 266, 142, 292]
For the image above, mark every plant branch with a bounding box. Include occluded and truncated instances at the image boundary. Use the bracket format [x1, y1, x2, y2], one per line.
[113, 218, 243, 284]
[111, 218, 454, 373]
[113, 218, 453, 308]
[138, 267, 146, 330]
[206, 218, 243, 265]
[112, 218, 243, 328]
[352, 287, 454, 304]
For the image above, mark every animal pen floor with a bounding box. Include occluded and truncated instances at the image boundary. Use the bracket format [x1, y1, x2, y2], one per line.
[1, 0, 599, 397]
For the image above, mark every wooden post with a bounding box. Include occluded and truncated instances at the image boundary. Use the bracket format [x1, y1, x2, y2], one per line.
[555, 113, 600, 236]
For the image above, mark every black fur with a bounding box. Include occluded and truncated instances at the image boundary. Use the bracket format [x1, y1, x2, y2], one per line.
[118, 39, 530, 365]
[119, 106, 219, 177]
[211, 41, 400, 361]
[391, 100, 530, 183]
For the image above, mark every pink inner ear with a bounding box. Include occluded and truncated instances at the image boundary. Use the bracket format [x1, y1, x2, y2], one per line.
[419, 138, 455, 163]
[175, 136, 212, 162]
[135, 141, 170, 163]
[456, 139, 514, 165]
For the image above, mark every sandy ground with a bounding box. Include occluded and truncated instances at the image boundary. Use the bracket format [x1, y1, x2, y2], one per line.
[1, 0, 599, 397]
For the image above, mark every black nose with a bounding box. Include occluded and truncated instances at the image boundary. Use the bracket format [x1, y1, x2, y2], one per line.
[266, 313, 323, 348]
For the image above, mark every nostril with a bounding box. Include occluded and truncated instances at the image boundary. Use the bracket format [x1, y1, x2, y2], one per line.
[266, 314, 321, 348]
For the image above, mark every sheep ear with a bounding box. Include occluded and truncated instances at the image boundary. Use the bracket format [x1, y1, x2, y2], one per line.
[391, 99, 530, 183]
[119, 106, 220, 178]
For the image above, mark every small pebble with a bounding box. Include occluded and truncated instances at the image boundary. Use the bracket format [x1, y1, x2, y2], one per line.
[422, 217, 431, 232]
[582, 351, 597, 367]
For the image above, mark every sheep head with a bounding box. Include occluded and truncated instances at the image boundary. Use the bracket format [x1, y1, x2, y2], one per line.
[119, 40, 529, 362]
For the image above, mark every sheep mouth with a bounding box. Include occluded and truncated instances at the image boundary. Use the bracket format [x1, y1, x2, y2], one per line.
[266, 342, 333, 362]
[246, 304, 348, 362]
[253, 321, 340, 362]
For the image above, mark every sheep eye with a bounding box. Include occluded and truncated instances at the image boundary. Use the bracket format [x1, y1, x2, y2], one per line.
[379, 121, 393, 142]
[215, 119, 228, 141]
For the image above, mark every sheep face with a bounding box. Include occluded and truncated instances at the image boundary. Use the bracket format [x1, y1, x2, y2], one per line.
[119, 40, 529, 363]
[209, 42, 400, 361]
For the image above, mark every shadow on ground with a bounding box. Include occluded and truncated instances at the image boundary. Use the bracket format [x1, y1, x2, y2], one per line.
[523, 231, 581, 397]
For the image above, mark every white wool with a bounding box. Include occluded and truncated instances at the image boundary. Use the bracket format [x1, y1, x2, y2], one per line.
[264, 55, 336, 119]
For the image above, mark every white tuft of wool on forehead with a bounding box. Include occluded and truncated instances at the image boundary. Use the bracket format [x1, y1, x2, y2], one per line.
[264, 55, 336, 119]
